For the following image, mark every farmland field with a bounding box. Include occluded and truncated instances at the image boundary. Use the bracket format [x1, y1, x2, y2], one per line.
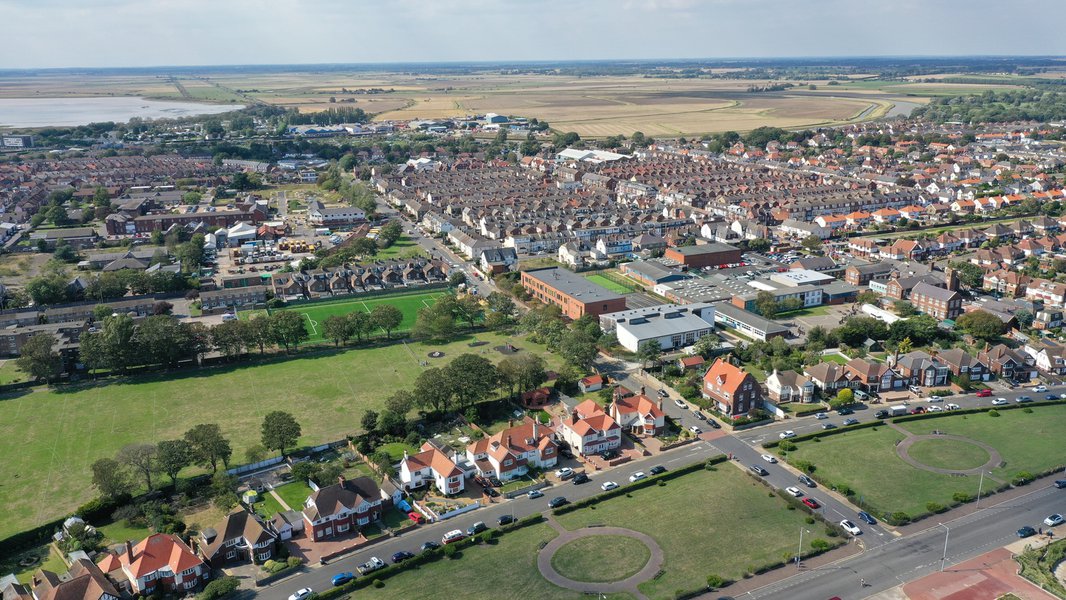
[0, 331, 560, 542]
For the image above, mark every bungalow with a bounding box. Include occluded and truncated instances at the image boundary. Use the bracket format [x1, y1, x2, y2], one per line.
[702, 358, 761, 418]
[196, 508, 277, 566]
[96, 534, 208, 595]
[555, 400, 622, 456]
[399, 443, 465, 495]
[677, 355, 706, 371]
[466, 419, 558, 480]
[302, 476, 388, 542]
[765, 369, 815, 403]
[609, 393, 666, 436]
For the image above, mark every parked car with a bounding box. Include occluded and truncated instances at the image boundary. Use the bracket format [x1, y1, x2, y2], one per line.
[785, 486, 804, 497]
[290, 587, 315, 600]
[802, 497, 821, 509]
[780, 430, 797, 439]
[749, 464, 769, 476]
[1017, 396, 1033, 403]
[391, 551, 415, 563]
[1044, 513, 1064, 527]
[692, 410, 706, 421]
[407, 511, 424, 524]
[527, 489, 545, 499]
[840, 520, 862, 535]
[858, 511, 877, 525]
[874, 410, 889, 419]
[706, 418, 721, 429]
[837, 407, 854, 415]
[842, 418, 860, 426]
[555, 467, 575, 480]
[649, 465, 667, 475]
[1055, 480, 1066, 489]
[946, 403, 961, 410]
[601, 481, 619, 491]
[910, 406, 926, 415]
[466, 522, 488, 537]
[559, 446, 575, 459]
[548, 496, 569, 508]
[356, 557, 386, 575]
[928, 396, 942, 403]
[442, 530, 466, 545]
[1018, 526, 1037, 538]
[658, 389, 669, 398]
[814, 412, 828, 420]
[483, 486, 500, 498]
[600, 448, 620, 460]
[761, 453, 777, 463]
[497, 515, 516, 526]
[420, 541, 440, 552]
[976, 389, 993, 397]
[674, 398, 688, 408]
[488, 475, 502, 487]
[331, 571, 354, 586]
[928, 406, 944, 413]
[1047, 394, 1058, 401]
[1035, 385, 1048, 393]
[572, 473, 590, 485]
[689, 425, 702, 434]
[993, 398, 1008, 406]
[629, 471, 647, 482]
[822, 423, 837, 430]
[798, 474, 817, 488]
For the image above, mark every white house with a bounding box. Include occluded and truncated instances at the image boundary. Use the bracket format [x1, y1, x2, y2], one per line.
[399, 443, 465, 495]
[465, 419, 558, 481]
[608, 394, 666, 436]
[555, 399, 622, 456]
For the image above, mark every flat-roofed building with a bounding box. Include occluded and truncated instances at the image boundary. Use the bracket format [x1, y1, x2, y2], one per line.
[520, 267, 626, 319]
[599, 303, 716, 352]
[663, 243, 743, 269]
[713, 302, 789, 342]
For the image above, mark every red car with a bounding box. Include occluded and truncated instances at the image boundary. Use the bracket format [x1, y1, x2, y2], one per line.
[910, 406, 926, 414]
[976, 389, 992, 397]
[407, 511, 424, 524]
[802, 498, 821, 509]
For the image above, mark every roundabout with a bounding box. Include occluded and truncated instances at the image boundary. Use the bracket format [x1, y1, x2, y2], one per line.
[895, 433, 1002, 475]
[538, 519, 664, 599]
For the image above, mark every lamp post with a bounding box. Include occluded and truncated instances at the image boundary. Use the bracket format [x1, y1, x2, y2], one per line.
[938, 522, 950, 572]
[797, 527, 810, 568]
[975, 470, 991, 508]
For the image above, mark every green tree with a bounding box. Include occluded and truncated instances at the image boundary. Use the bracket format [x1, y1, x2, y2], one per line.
[79, 314, 138, 374]
[16, 334, 62, 383]
[801, 235, 823, 253]
[322, 314, 353, 347]
[347, 310, 373, 342]
[361, 409, 379, 433]
[454, 295, 483, 330]
[183, 424, 232, 473]
[117, 443, 158, 491]
[444, 354, 499, 410]
[244, 444, 268, 464]
[211, 320, 247, 358]
[559, 330, 599, 370]
[24, 270, 71, 305]
[497, 353, 548, 396]
[90, 457, 132, 499]
[414, 367, 454, 414]
[637, 340, 663, 370]
[856, 290, 881, 305]
[755, 291, 779, 319]
[134, 316, 195, 368]
[268, 311, 309, 351]
[92, 186, 111, 207]
[693, 334, 721, 358]
[948, 261, 984, 289]
[370, 304, 404, 339]
[893, 300, 918, 317]
[831, 388, 854, 408]
[956, 310, 1006, 341]
[448, 271, 467, 287]
[182, 191, 202, 205]
[156, 439, 192, 487]
[261, 411, 302, 456]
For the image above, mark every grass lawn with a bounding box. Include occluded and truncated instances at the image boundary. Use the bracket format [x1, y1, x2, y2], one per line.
[348, 522, 634, 600]
[0, 331, 560, 541]
[252, 493, 287, 520]
[273, 482, 315, 511]
[822, 354, 848, 365]
[375, 236, 427, 260]
[0, 360, 30, 385]
[783, 405, 1066, 518]
[555, 466, 828, 598]
[97, 519, 151, 546]
[778, 304, 831, 318]
[552, 535, 650, 583]
[1, 543, 68, 585]
[379, 442, 418, 462]
[584, 273, 635, 294]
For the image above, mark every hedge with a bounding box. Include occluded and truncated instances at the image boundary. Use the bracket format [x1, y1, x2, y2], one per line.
[762, 419, 882, 449]
[552, 456, 728, 515]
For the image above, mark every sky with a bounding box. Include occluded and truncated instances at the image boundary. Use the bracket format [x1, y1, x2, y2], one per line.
[1, 0, 1065, 69]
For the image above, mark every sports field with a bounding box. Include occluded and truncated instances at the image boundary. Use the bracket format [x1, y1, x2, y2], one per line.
[242, 289, 444, 342]
[584, 270, 639, 294]
[0, 331, 559, 542]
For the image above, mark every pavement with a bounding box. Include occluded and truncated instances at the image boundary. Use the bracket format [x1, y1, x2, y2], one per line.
[901, 547, 1060, 600]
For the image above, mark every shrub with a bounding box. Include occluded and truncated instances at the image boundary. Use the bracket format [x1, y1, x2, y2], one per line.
[835, 483, 853, 496]
[824, 526, 839, 538]
[793, 459, 815, 473]
[372, 579, 384, 589]
[888, 511, 911, 525]
[198, 576, 239, 600]
[1023, 407, 1033, 414]
[1013, 471, 1035, 486]
[926, 502, 946, 514]
[952, 492, 973, 503]
[805, 517, 816, 525]
[989, 409, 1000, 417]
[810, 538, 831, 551]
[706, 574, 726, 589]
[778, 440, 797, 452]
[286, 557, 301, 569]
[443, 544, 458, 558]
[657, 480, 666, 487]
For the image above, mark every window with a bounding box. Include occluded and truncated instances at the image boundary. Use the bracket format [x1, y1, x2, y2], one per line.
[184, 580, 197, 590]
[181, 567, 196, 576]
[257, 551, 271, 562]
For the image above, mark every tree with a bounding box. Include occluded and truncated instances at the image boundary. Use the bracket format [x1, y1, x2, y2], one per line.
[956, 310, 1006, 341]
[244, 316, 272, 354]
[559, 331, 598, 370]
[448, 271, 467, 287]
[268, 311, 309, 351]
[79, 314, 138, 374]
[755, 291, 779, 320]
[444, 354, 499, 410]
[25, 270, 71, 306]
[948, 261, 984, 289]
[637, 340, 663, 370]
[413, 300, 458, 342]
[454, 295, 483, 330]
[856, 290, 880, 306]
[156, 439, 192, 487]
[747, 238, 771, 252]
[53, 241, 78, 263]
[370, 304, 404, 339]
[831, 388, 854, 409]
[322, 314, 353, 347]
[135, 316, 196, 368]
[211, 320, 247, 358]
[182, 191, 202, 205]
[16, 334, 62, 383]
[261, 411, 302, 456]
[414, 367, 454, 414]
[835, 316, 889, 347]
[91, 457, 132, 499]
[693, 334, 721, 358]
[361, 410, 379, 433]
[245, 444, 268, 464]
[801, 235, 823, 253]
[384, 389, 416, 416]
[347, 310, 373, 342]
[183, 424, 232, 473]
[198, 576, 240, 600]
[497, 353, 548, 396]
[117, 443, 158, 491]
[893, 300, 918, 317]
[1015, 308, 1034, 328]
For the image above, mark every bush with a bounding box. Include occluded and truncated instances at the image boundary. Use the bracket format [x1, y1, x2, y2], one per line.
[824, 526, 839, 538]
[989, 409, 1000, 417]
[372, 579, 384, 589]
[286, 556, 301, 569]
[805, 517, 816, 525]
[810, 538, 831, 551]
[1023, 407, 1034, 414]
[706, 574, 726, 589]
[888, 511, 911, 525]
[1013, 471, 1035, 486]
[443, 544, 458, 558]
[198, 576, 240, 600]
[952, 492, 974, 503]
[778, 440, 797, 452]
[926, 502, 946, 514]
[793, 460, 816, 473]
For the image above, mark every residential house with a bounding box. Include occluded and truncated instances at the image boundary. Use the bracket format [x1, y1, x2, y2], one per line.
[910, 281, 963, 320]
[3, 558, 121, 600]
[578, 374, 604, 393]
[844, 357, 905, 393]
[1024, 339, 1066, 376]
[399, 443, 465, 495]
[978, 343, 1036, 383]
[803, 362, 855, 396]
[196, 508, 277, 566]
[844, 261, 894, 287]
[983, 270, 1030, 298]
[478, 247, 518, 275]
[96, 534, 208, 595]
[302, 476, 388, 542]
[702, 358, 761, 418]
[937, 348, 990, 382]
[556, 400, 622, 455]
[466, 419, 558, 480]
[1026, 279, 1066, 307]
[893, 351, 951, 388]
[677, 355, 706, 371]
[765, 369, 815, 403]
[609, 393, 666, 436]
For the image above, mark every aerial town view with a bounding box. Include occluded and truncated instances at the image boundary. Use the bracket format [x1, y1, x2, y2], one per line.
[3, 2, 1066, 600]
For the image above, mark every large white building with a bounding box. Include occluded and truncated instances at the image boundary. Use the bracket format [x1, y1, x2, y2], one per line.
[599, 303, 716, 353]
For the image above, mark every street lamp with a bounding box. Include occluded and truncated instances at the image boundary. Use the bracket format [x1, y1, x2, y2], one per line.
[938, 522, 950, 572]
[975, 470, 992, 509]
[797, 527, 811, 568]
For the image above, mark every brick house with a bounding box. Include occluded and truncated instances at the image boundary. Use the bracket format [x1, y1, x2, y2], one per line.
[466, 419, 558, 481]
[844, 357, 905, 393]
[702, 358, 761, 419]
[556, 399, 622, 455]
[978, 343, 1036, 383]
[3, 558, 121, 600]
[893, 351, 951, 388]
[302, 476, 388, 542]
[399, 443, 465, 495]
[96, 534, 209, 595]
[910, 281, 962, 320]
[196, 507, 277, 566]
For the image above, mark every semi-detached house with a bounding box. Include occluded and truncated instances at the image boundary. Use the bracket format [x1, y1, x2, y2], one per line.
[302, 476, 387, 542]
[399, 442, 465, 495]
[96, 534, 208, 595]
[556, 399, 622, 456]
[466, 419, 558, 481]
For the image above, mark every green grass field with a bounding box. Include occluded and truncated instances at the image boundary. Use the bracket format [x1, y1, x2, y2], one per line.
[273, 482, 315, 511]
[555, 465, 828, 598]
[584, 273, 634, 294]
[0, 331, 559, 541]
[375, 236, 427, 260]
[242, 289, 444, 343]
[552, 535, 650, 583]
[784, 405, 1066, 518]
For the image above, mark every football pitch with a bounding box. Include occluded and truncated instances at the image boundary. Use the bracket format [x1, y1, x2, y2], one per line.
[242, 289, 444, 342]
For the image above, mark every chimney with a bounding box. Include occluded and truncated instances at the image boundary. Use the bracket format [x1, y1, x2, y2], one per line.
[505, 434, 512, 448]
[125, 540, 134, 564]
[403, 449, 409, 460]
[532, 419, 538, 440]
[640, 385, 646, 396]
[508, 418, 514, 427]
[572, 408, 579, 422]
[657, 398, 663, 411]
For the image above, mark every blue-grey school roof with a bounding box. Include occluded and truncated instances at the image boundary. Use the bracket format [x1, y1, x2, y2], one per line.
[523, 267, 624, 303]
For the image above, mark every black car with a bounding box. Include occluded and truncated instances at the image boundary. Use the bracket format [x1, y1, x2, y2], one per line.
[497, 514, 516, 526]
[483, 487, 500, 498]
[420, 541, 440, 552]
[822, 423, 837, 430]
[548, 496, 568, 508]
[649, 465, 667, 475]
[798, 474, 817, 488]
[391, 551, 415, 563]
[749, 464, 769, 476]
[600, 449, 619, 460]
[706, 418, 721, 429]
[466, 521, 488, 537]
[1055, 480, 1066, 489]
[488, 475, 503, 487]
[559, 447, 575, 459]
[857, 511, 877, 525]
[837, 407, 854, 415]
[874, 410, 889, 419]
[572, 472, 590, 485]
[1018, 526, 1037, 538]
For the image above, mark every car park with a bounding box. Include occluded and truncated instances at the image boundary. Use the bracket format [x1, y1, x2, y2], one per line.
[555, 467, 575, 480]
[548, 496, 569, 508]
[858, 511, 877, 525]
[1018, 526, 1037, 538]
[749, 464, 769, 476]
[601, 481, 619, 491]
[815, 412, 828, 420]
[799, 474, 817, 487]
[840, 520, 862, 535]
[761, 453, 777, 463]
[649, 465, 667, 475]
[785, 486, 804, 497]
[802, 498, 821, 509]
[391, 551, 415, 563]
[780, 430, 796, 439]
[842, 418, 860, 425]
[1044, 514, 1064, 527]
[528, 489, 545, 499]
[993, 398, 1008, 405]
[331, 571, 354, 586]
[572, 473, 590, 485]
[290, 587, 315, 599]
[629, 471, 647, 482]
[497, 515, 516, 526]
